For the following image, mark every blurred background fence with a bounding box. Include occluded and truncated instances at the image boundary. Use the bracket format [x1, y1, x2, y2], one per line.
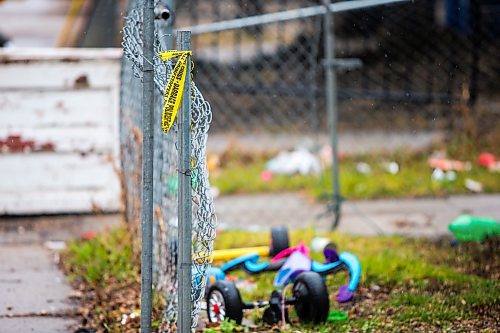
[162, 0, 499, 232]
[175, 0, 499, 135]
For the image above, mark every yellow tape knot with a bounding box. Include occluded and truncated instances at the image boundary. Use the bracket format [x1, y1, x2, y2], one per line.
[159, 50, 193, 133]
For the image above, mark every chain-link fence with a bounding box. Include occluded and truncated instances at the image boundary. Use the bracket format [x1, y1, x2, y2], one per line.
[171, 0, 499, 231]
[177, 0, 498, 132]
[178, 0, 323, 133]
[121, 0, 216, 331]
[119, 0, 499, 330]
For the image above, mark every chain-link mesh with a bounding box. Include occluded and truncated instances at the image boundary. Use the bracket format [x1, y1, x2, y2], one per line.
[178, 0, 323, 133]
[121, 1, 216, 330]
[176, 0, 499, 133]
[171, 0, 500, 232]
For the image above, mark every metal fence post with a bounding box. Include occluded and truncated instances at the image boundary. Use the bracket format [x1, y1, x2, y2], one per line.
[140, 0, 155, 332]
[323, 0, 341, 229]
[157, 0, 176, 49]
[177, 30, 192, 333]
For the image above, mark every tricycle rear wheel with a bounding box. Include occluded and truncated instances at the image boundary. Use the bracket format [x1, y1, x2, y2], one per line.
[292, 272, 329, 323]
[270, 226, 289, 257]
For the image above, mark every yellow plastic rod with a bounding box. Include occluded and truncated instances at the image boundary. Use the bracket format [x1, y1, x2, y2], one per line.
[212, 246, 270, 261]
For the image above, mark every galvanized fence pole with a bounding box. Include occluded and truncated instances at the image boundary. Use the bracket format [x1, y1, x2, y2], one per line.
[323, 0, 341, 229]
[177, 31, 192, 333]
[140, 0, 155, 332]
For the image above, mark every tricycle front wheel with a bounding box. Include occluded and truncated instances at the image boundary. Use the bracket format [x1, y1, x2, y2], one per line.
[206, 280, 243, 324]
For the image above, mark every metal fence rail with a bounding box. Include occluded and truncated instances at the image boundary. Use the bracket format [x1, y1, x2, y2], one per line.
[182, 0, 408, 34]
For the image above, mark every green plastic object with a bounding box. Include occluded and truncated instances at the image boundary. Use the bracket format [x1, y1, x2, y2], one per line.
[448, 215, 500, 242]
[327, 310, 348, 323]
[166, 170, 199, 195]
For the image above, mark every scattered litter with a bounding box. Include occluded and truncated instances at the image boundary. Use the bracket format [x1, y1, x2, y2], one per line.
[489, 163, 500, 172]
[68, 290, 83, 300]
[446, 170, 457, 181]
[432, 169, 456, 182]
[428, 157, 470, 172]
[449, 214, 500, 242]
[80, 232, 96, 241]
[478, 152, 495, 168]
[318, 145, 333, 166]
[44, 241, 66, 251]
[121, 310, 140, 325]
[478, 152, 500, 172]
[328, 309, 348, 322]
[266, 149, 322, 175]
[464, 178, 483, 192]
[382, 161, 399, 174]
[432, 168, 444, 181]
[356, 162, 371, 174]
[166, 175, 178, 194]
[260, 170, 273, 182]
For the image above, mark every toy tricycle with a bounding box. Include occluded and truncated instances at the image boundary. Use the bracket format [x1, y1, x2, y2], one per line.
[205, 236, 361, 325]
[207, 267, 329, 325]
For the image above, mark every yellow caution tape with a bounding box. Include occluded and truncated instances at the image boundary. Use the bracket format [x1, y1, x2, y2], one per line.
[159, 50, 193, 133]
[160, 50, 191, 61]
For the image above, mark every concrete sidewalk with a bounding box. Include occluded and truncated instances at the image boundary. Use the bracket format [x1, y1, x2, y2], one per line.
[0, 245, 78, 332]
[0, 214, 122, 333]
[214, 194, 500, 237]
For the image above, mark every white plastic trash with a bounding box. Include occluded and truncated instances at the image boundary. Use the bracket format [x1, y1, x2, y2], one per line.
[266, 149, 322, 175]
[465, 178, 483, 192]
[356, 162, 372, 174]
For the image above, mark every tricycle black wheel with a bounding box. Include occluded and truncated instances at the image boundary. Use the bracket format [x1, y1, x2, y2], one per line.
[207, 280, 243, 324]
[292, 272, 329, 323]
[270, 226, 289, 257]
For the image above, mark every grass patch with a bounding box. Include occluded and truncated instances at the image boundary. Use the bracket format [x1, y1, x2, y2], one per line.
[63, 228, 136, 288]
[61, 228, 499, 332]
[210, 230, 500, 332]
[60, 228, 165, 333]
[210, 150, 500, 199]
